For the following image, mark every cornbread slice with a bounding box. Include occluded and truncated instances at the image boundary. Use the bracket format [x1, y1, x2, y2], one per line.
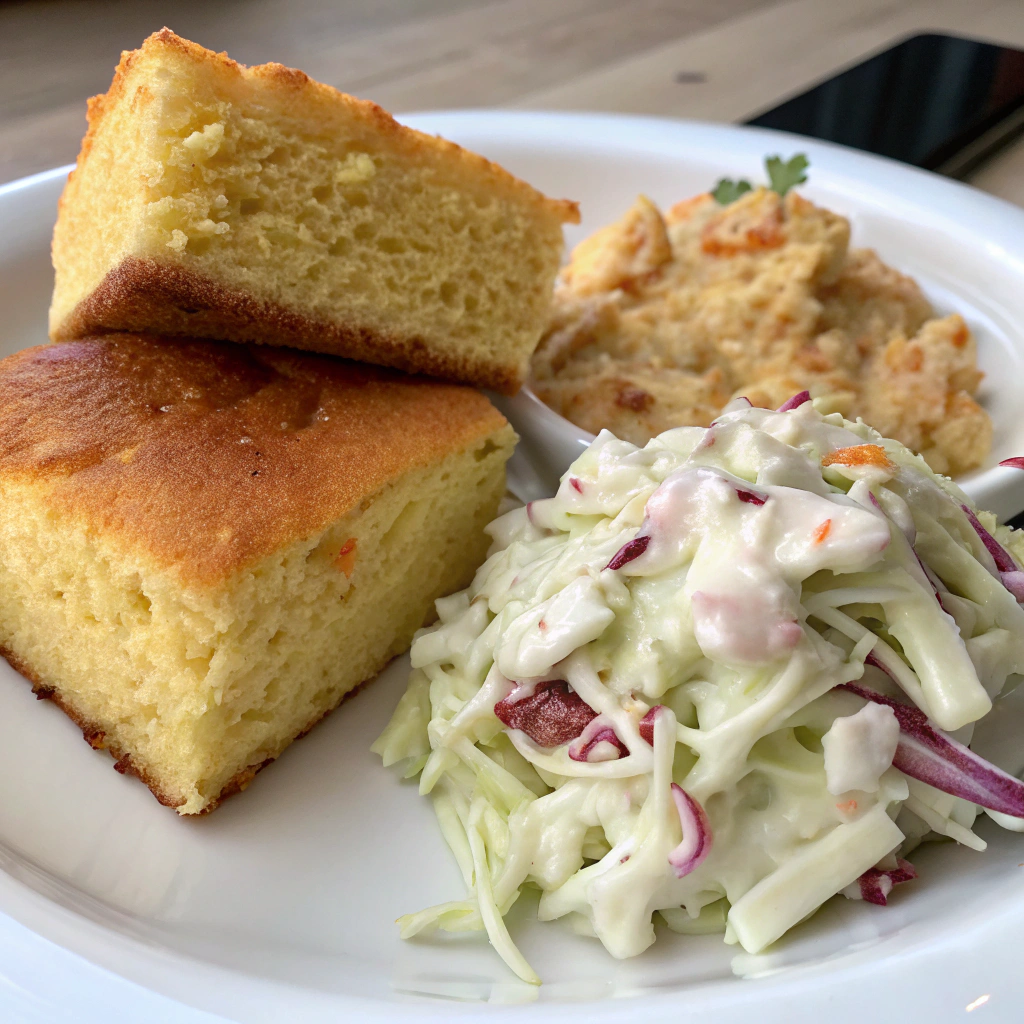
[0, 335, 515, 814]
[49, 30, 579, 394]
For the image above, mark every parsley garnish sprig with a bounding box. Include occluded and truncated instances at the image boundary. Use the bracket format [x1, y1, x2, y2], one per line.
[712, 153, 809, 205]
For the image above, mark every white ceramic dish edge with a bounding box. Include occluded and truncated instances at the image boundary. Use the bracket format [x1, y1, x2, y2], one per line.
[2, 114, 1024, 1022]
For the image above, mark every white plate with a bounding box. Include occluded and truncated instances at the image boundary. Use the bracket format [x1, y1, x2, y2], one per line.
[1, 113, 1024, 1024]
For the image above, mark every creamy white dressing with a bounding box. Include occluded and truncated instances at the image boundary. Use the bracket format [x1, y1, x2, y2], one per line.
[375, 399, 1024, 983]
[823, 703, 900, 795]
[495, 576, 615, 679]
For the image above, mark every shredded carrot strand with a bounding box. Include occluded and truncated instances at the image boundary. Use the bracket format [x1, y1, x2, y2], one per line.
[822, 444, 895, 472]
[335, 538, 357, 577]
[812, 519, 832, 544]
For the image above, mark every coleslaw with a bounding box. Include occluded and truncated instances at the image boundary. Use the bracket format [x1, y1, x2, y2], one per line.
[373, 394, 1024, 983]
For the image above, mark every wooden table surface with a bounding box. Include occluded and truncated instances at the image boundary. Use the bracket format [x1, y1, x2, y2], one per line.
[3, 0, 1024, 203]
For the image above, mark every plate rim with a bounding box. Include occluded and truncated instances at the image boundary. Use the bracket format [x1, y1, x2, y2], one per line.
[2, 109, 1024, 1021]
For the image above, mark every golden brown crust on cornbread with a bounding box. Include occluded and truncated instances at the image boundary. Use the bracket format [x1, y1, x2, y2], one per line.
[1, 641, 187, 809]
[0, 336, 507, 587]
[50, 29, 579, 393]
[56, 256, 525, 394]
[2, 639, 373, 813]
[0, 334, 515, 814]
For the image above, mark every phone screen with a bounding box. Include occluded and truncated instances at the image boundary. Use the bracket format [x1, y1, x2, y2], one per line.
[745, 33, 1024, 177]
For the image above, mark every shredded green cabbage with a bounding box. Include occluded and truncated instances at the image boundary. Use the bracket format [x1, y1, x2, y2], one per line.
[374, 399, 1024, 982]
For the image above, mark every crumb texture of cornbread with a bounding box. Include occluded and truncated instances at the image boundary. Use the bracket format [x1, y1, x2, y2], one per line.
[0, 336, 515, 813]
[49, 29, 578, 394]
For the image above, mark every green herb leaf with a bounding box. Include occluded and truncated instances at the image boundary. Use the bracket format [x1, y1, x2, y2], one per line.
[712, 178, 753, 205]
[765, 153, 809, 197]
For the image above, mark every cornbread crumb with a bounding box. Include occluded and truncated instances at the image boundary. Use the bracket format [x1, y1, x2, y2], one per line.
[49, 29, 578, 393]
[0, 336, 515, 813]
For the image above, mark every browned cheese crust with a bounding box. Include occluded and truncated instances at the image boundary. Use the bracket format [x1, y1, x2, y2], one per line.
[0, 335, 508, 587]
[532, 189, 991, 475]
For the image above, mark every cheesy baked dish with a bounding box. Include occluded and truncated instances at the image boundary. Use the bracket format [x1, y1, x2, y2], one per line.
[531, 183, 991, 476]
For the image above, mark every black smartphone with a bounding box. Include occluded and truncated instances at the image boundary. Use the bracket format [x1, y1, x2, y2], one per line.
[745, 33, 1024, 179]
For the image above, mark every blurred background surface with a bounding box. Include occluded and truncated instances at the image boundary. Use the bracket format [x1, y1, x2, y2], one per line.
[2, 0, 1024, 200]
